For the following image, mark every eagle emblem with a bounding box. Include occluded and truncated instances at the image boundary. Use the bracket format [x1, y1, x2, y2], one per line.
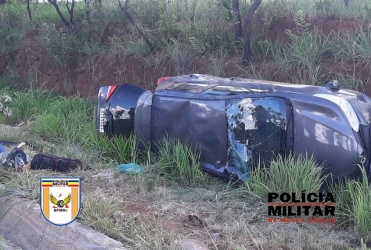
[50, 193, 71, 208]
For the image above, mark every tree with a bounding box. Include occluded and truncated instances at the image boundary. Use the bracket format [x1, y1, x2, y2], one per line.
[48, 0, 75, 27]
[243, 0, 262, 63]
[223, 0, 262, 63]
[84, 0, 103, 41]
[85, 0, 102, 24]
[222, 0, 243, 41]
[344, 0, 349, 7]
[117, 0, 154, 52]
[26, 0, 32, 20]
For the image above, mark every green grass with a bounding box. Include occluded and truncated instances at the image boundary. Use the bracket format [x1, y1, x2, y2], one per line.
[272, 11, 331, 85]
[8, 90, 58, 124]
[0, 79, 95, 147]
[0, 29, 23, 55]
[330, 166, 371, 243]
[245, 154, 327, 201]
[103, 134, 140, 164]
[245, 154, 371, 244]
[29, 96, 94, 145]
[154, 138, 203, 187]
[332, 28, 371, 67]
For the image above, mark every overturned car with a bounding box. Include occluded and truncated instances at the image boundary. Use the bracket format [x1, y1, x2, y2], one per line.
[96, 74, 371, 182]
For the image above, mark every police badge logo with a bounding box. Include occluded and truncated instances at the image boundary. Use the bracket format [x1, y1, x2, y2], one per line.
[40, 177, 81, 226]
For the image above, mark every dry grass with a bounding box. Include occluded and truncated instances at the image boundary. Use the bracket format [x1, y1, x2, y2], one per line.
[0, 123, 367, 250]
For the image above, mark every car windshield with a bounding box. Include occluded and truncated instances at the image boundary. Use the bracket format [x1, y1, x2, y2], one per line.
[226, 97, 288, 172]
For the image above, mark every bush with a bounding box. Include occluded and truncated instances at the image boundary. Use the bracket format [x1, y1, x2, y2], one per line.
[0, 29, 23, 55]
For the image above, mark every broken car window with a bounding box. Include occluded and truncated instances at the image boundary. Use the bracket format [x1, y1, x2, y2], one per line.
[226, 97, 287, 173]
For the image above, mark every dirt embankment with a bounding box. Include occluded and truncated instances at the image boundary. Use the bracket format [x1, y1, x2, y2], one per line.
[0, 17, 370, 97]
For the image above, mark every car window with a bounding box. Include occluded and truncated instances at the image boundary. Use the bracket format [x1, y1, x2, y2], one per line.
[204, 85, 251, 95]
[166, 83, 218, 93]
[226, 97, 287, 172]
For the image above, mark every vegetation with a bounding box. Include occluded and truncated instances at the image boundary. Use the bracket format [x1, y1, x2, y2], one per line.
[1, 0, 371, 249]
[0, 0, 371, 91]
[154, 138, 203, 187]
[0, 70, 371, 248]
[330, 166, 371, 243]
[245, 154, 327, 200]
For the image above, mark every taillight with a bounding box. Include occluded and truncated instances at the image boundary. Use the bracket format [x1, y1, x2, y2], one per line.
[106, 85, 118, 102]
[157, 76, 171, 86]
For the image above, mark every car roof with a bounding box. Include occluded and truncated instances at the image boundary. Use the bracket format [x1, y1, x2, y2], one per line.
[155, 74, 342, 96]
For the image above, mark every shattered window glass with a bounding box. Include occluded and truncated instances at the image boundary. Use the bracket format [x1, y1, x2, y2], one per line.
[226, 97, 287, 174]
[204, 86, 251, 95]
[167, 83, 218, 93]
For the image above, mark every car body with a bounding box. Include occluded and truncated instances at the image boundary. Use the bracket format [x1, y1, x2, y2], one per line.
[96, 74, 371, 182]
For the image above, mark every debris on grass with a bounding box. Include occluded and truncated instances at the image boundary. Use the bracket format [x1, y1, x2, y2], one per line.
[117, 163, 143, 174]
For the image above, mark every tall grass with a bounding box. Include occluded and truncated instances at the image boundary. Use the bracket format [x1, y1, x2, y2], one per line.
[330, 166, 371, 243]
[9, 89, 58, 124]
[30, 97, 94, 145]
[155, 139, 203, 187]
[332, 28, 371, 67]
[244, 151, 371, 244]
[110, 135, 140, 164]
[245, 154, 327, 200]
[209, 49, 230, 77]
[272, 11, 331, 85]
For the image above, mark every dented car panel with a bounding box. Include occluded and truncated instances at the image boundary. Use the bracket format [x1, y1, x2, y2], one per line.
[150, 96, 228, 168]
[97, 74, 371, 182]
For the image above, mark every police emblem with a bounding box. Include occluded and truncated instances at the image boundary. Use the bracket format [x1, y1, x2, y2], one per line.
[40, 177, 81, 226]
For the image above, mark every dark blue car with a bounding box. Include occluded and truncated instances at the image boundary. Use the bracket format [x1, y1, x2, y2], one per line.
[96, 74, 371, 182]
